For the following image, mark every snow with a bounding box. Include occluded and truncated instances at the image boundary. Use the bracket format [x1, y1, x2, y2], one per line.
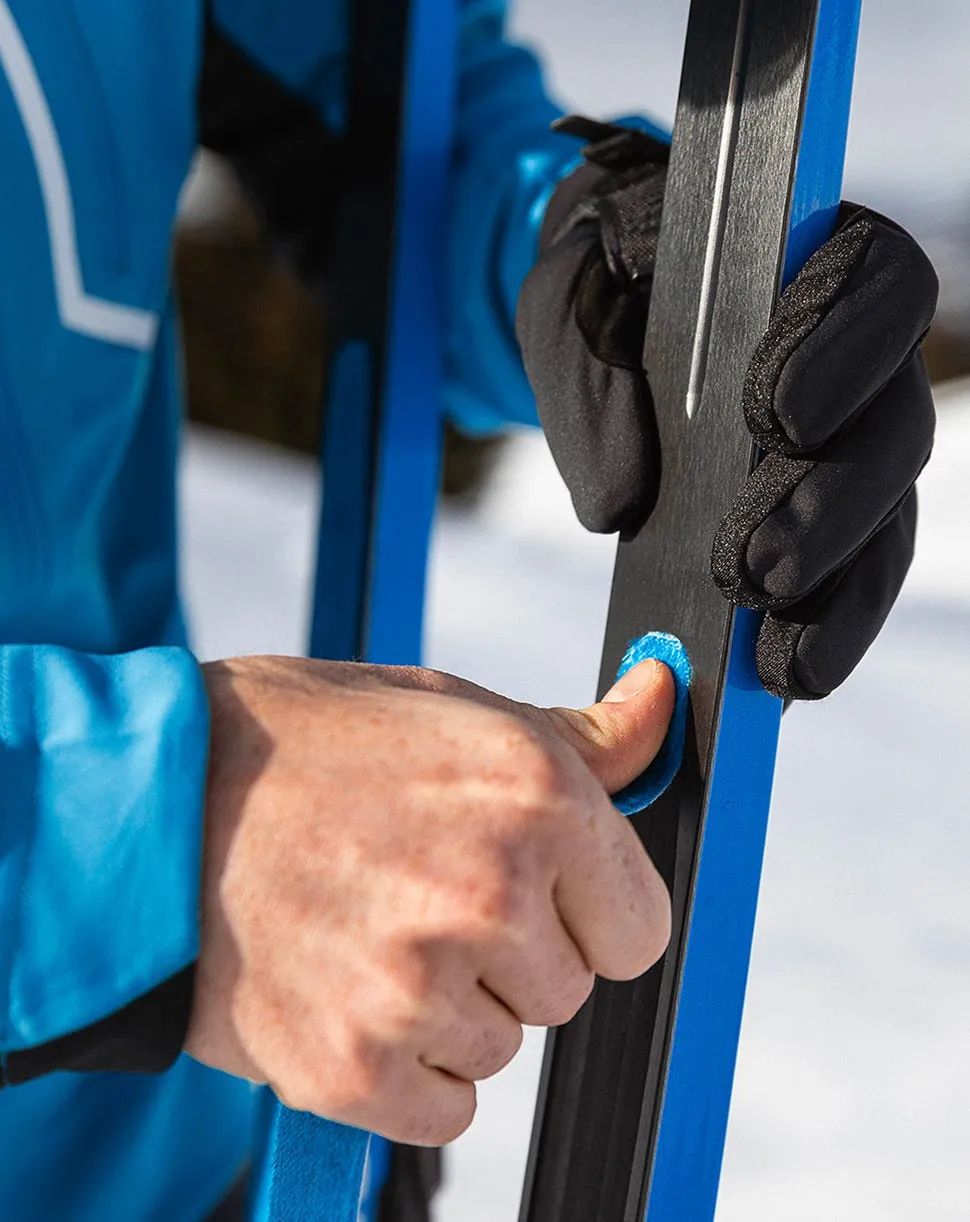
[180, 380, 970, 1221]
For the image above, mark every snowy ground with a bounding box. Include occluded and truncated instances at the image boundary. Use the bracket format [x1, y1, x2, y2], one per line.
[181, 381, 970, 1222]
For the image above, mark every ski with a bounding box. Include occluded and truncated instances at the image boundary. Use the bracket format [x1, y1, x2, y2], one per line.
[519, 2, 861, 1221]
[246, 0, 456, 1215]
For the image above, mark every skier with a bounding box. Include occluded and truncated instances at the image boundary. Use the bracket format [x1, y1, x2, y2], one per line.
[0, 2, 936, 1221]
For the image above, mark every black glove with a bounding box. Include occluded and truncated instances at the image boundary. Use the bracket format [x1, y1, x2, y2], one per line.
[517, 117, 938, 701]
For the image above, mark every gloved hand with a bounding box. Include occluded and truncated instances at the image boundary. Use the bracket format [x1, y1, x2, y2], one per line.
[517, 116, 938, 701]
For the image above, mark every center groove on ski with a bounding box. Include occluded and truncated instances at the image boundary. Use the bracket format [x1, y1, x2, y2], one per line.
[684, 0, 752, 421]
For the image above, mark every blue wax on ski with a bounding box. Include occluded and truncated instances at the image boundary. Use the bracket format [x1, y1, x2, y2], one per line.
[611, 631, 693, 816]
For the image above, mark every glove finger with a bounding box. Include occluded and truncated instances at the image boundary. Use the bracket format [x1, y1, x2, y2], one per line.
[744, 206, 939, 455]
[713, 352, 934, 608]
[516, 223, 658, 534]
[755, 490, 917, 700]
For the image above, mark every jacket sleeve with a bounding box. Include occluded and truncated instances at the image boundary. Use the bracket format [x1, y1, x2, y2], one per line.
[0, 645, 209, 1084]
[448, 2, 673, 433]
[445, 0, 576, 433]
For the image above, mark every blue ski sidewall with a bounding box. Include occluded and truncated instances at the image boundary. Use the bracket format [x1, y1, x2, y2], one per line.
[643, 3, 861, 1220]
[364, 0, 456, 668]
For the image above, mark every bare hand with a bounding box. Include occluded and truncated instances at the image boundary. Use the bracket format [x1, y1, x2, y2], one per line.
[185, 655, 674, 1145]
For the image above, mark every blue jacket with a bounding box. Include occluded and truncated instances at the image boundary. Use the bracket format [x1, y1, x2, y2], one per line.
[0, 0, 601, 1217]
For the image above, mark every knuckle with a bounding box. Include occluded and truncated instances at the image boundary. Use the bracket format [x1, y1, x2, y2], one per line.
[277, 1050, 367, 1120]
[511, 734, 566, 808]
[468, 1016, 524, 1080]
[562, 705, 618, 754]
[398, 1081, 477, 1147]
[624, 896, 672, 980]
[644, 898, 673, 971]
[535, 971, 595, 1028]
[492, 1020, 524, 1072]
[485, 732, 572, 843]
[386, 947, 436, 1008]
[454, 850, 539, 939]
[429, 1084, 478, 1146]
[472, 714, 577, 843]
[328, 1038, 393, 1115]
[383, 981, 436, 1041]
[465, 864, 523, 929]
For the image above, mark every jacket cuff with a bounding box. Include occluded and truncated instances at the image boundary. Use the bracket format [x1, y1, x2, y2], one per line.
[0, 646, 210, 1061]
[1, 965, 194, 1085]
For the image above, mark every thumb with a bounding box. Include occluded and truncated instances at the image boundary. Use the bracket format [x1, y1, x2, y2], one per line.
[542, 659, 676, 794]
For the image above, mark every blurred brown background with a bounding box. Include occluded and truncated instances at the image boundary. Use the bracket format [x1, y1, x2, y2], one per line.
[175, 165, 505, 502]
